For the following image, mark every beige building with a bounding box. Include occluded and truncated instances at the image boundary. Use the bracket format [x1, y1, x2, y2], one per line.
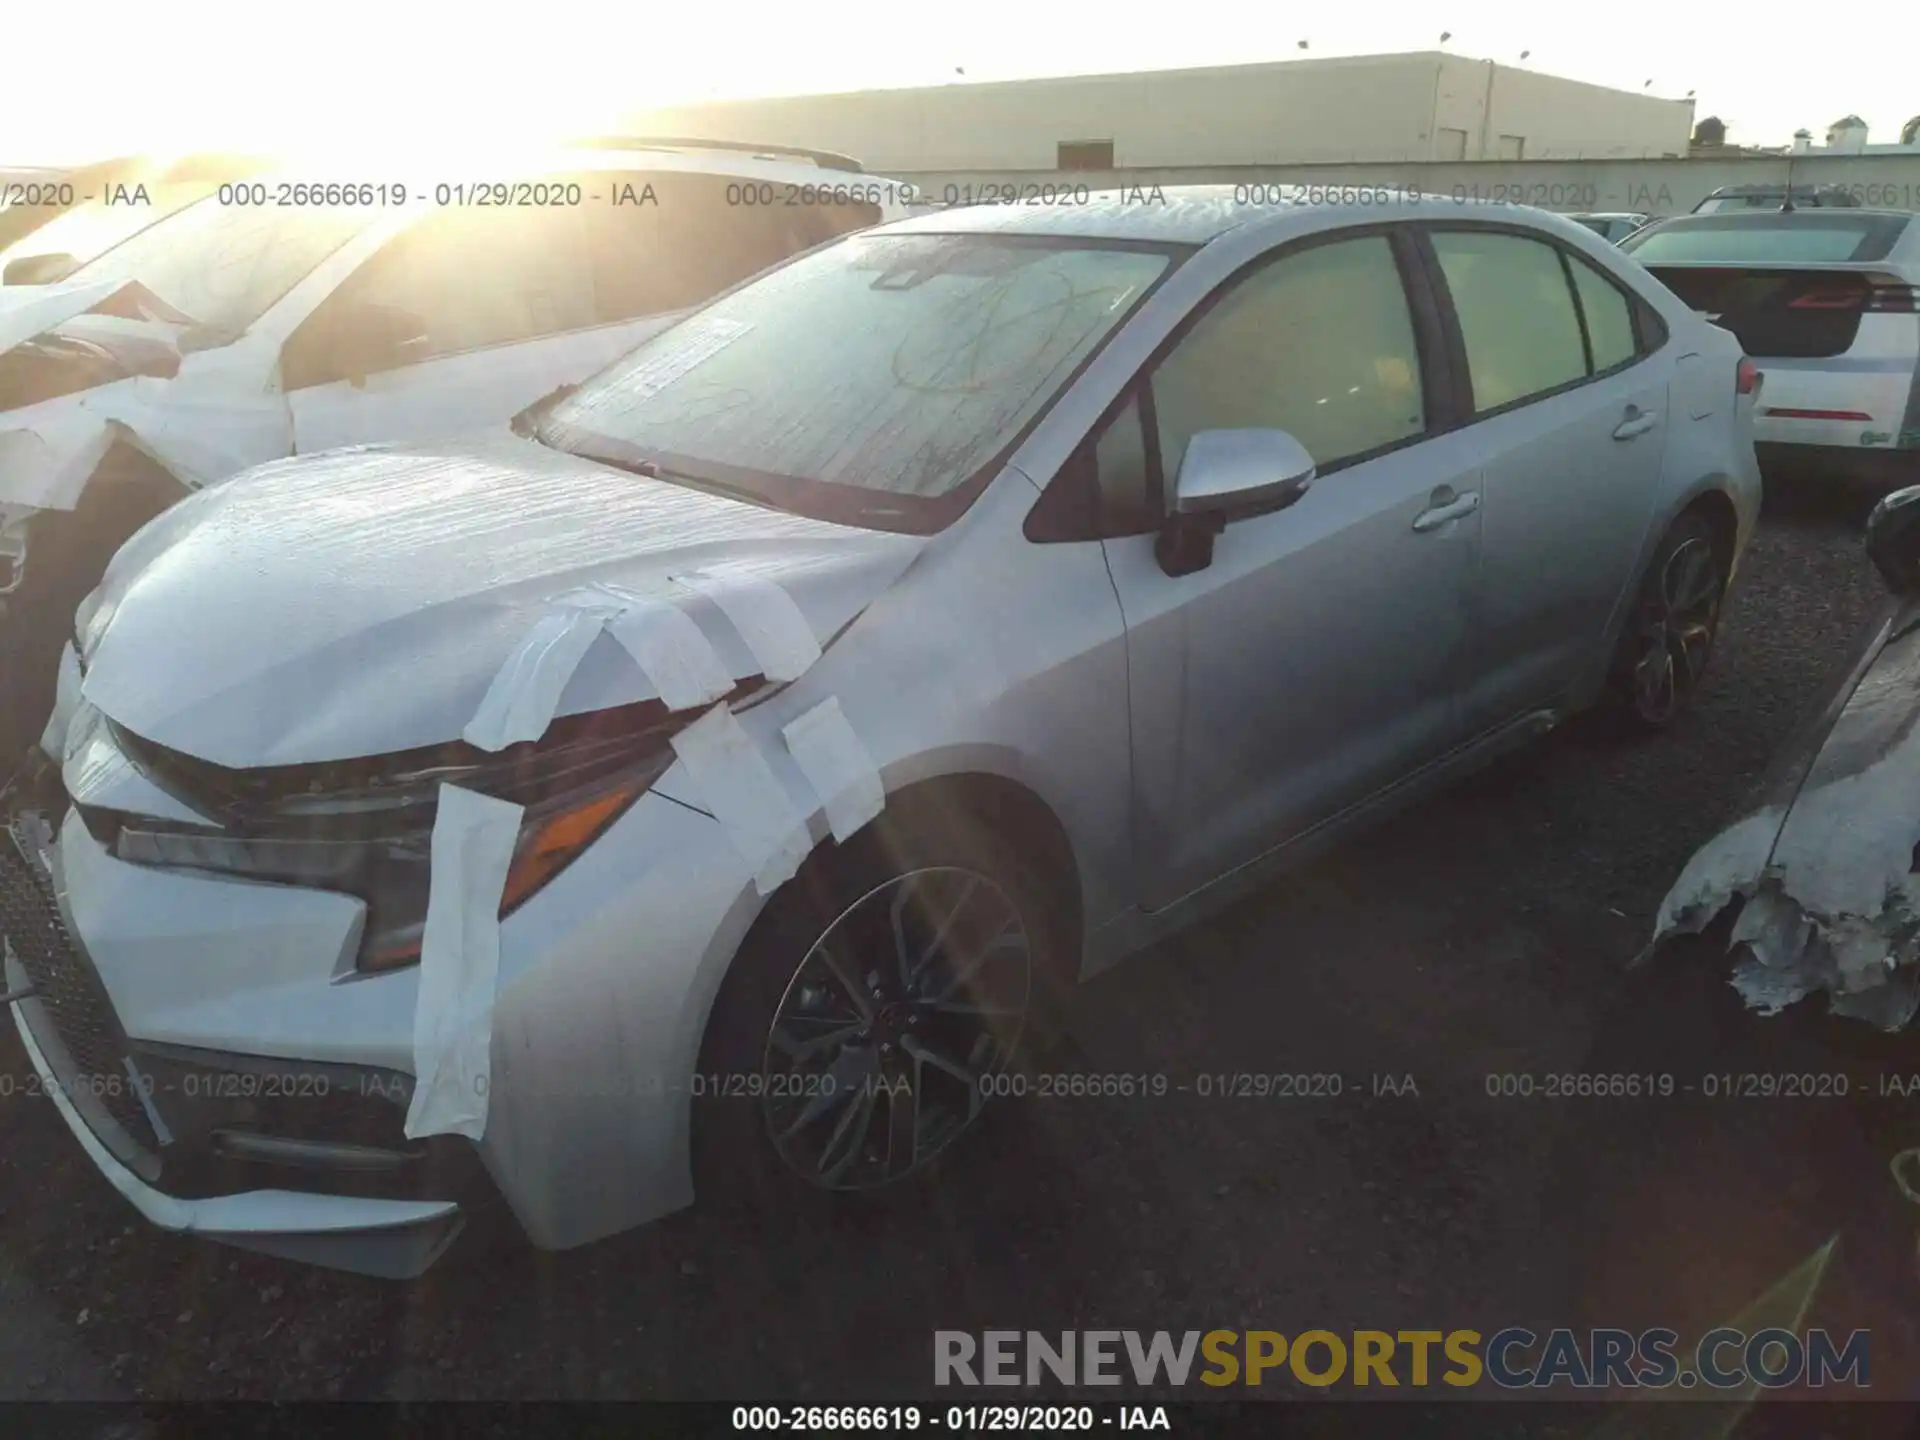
[625, 52, 1695, 173]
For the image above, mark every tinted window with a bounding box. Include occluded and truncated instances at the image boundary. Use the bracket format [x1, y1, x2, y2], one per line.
[332, 204, 597, 359]
[1567, 255, 1639, 371]
[1624, 213, 1909, 264]
[1093, 394, 1152, 531]
[1152, 235, 1425, 475]
[585, 172, 880, 325]
[1432, 231, 1586, 413]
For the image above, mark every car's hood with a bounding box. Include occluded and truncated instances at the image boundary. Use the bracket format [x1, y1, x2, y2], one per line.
[1649, 591, 1920, 1028]
[81, 431, 927, 768]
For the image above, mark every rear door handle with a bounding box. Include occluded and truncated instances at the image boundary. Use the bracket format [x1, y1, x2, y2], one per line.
[1613, 408, 1660, 440]
[1412, 491, 1481, 532]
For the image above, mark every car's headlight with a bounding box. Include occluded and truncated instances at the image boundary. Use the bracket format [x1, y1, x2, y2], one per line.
[107, 720, 679, 973]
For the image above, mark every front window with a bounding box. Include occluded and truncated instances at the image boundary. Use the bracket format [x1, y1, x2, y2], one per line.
[538, 232, 1179, 530]
[63, 190, 372, 345]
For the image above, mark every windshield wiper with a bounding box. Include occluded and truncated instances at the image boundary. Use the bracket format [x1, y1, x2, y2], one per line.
[511, 381, 579, 440]
[577, 449, 784, 510]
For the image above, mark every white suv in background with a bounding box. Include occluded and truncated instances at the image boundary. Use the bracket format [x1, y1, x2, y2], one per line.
[0, 141, 917, 759]
[1622, 208, 1920, 488]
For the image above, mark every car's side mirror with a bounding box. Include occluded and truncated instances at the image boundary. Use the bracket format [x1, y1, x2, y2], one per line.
[1867, 484, 1920, 593]
[334, 303, 430, 387]
[1156, 428, 1317, 578]
[3, 253, 79, 286]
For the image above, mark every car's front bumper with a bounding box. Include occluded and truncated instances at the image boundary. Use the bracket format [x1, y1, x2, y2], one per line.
[3, 759, 771, 1275]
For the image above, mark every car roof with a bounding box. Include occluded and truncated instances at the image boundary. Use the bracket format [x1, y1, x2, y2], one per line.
[875, 183, 1546, 246]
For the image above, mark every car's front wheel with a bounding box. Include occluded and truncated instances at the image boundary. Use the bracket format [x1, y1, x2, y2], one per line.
[691, 791, 1068, 1213]
[1602, 512, 1729, 732]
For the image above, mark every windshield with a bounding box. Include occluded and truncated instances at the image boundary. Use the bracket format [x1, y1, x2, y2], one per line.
[539, 231, 1177, 529]
[1623, 213, 1910, 264]
[65, 191, 373, 340]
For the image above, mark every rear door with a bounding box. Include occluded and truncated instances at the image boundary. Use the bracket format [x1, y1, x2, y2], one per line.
[1419, 225, 1676, 732]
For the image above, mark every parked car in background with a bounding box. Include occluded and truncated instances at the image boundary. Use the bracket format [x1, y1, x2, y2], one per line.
[0, 188, 1761, 1279]
[0, 155, 264, 272]
[1621, 209, 1920, 489]
[1691, 184, 1864, 215]
[0, 142, 911, 762]
[1567, 212, 1650, 244]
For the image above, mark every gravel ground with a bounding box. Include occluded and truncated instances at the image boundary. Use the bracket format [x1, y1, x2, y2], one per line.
[0, 494, 1905, 1406]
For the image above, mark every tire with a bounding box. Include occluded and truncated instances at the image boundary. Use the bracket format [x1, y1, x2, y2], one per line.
[690, 788, 1072, 1218]
[1597, 512, 1728, 734]
[0, 447, 184, 769]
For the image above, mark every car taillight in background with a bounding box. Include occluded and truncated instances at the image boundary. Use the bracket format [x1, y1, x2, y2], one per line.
[1736, 358, 1762, 396]
[1786, 281, 1920, 313]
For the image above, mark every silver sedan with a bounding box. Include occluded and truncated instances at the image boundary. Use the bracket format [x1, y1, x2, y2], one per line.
[7, 187, 1762, 1278]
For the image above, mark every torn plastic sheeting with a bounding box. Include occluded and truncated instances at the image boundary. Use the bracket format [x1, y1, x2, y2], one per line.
[461, 582, 738, 752]
[39, 642, 83, 760]
[0, 410, 116, 512]
[669, 704, 810, 896]
[405, 783, 525, 1143]
[671, 568, 821, 683]
[1647, 805, 1787, 950]
[0, 278, 133, 359]
[782, 696, 884, 844]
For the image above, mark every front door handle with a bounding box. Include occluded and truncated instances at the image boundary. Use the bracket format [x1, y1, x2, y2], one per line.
[1412, 490, 1481, 533]
[1613, 407, 1660, 440]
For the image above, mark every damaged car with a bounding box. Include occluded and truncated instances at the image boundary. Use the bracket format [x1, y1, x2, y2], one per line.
[0, 142, 910, 761]
[3, 189, 1760, 1278]
[1649, 483, 1920, 1031]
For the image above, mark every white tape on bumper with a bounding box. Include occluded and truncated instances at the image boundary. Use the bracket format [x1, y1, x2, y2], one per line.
[670, 705, 810, 895]
[672, 569, 821, 682]
[782, 697, 885, 843]
[405, 783, 525, 1142]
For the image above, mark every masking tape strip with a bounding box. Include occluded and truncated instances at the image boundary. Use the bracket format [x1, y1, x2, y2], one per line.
[463, 605, 608, 752]
[591, 582, 736, 712]
[465, 582, 742, 750]
[405, 783, 525, 1142]
[782, 697, 885, 844]
[671, 570, 821, 683]
[670, 705, 811, 896]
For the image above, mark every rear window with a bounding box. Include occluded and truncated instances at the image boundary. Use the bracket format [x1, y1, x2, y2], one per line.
[1623, 213, 1910, 265]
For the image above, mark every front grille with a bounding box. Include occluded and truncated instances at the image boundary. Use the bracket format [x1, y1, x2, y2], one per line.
[1, 816, 159, 1161]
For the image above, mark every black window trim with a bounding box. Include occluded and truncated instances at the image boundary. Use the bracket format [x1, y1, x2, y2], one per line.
[1411, 219, 1666, 427]
[1026, 221, 1460, 544]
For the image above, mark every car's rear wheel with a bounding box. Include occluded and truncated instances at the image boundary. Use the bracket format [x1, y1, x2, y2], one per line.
[691, 791, 1069, 1215]
[1601, 513, 1728, 732]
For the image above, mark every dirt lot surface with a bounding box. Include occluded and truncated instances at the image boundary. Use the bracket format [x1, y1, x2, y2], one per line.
[1, 491, 1913, 1417]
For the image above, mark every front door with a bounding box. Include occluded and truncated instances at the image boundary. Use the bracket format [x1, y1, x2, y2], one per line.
[1098, 231, 1484, 911]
